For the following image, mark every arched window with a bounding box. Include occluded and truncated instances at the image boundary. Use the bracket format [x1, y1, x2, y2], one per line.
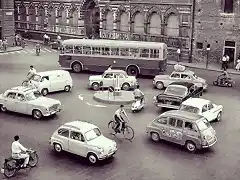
[48, 7, 56, 26]
[165, 13, 179, 37]
[38, 6, 45, 26]
[59, 7, 67, 25]
[133, 12, 144, 34]
[69, 9, 78, 27]
[149, 12, 161, 35]
[119, 12, 128, 32]
[105, 10, 113, 30]
[29, 5, 36, 23]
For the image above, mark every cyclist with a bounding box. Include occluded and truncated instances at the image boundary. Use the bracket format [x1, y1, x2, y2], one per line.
[27, 65, 36, 81]
[114, 105, 128, 133]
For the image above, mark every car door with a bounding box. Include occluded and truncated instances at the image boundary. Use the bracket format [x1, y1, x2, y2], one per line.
[155, 116, 169, 140]
[40, 76, 51, 92]
[49, 75, 62, 92]
[182, 121, 200, 144]
[102, 73, 114, 87]
[56, 128, 70, 151]
[4, 92, 17, 112]
[201, 104, 212, 121]
[206, 103, 215, 121]
[14, 93, 28, 114]
[168, 117, 183, 144]
[68, 131, 88, 157]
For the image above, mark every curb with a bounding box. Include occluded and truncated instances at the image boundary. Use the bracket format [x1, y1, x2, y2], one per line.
[0, 47, 23, 53]
[167, 62, 240, 75]
[93, 93, 134, 105]
[24, 39, 44, 44]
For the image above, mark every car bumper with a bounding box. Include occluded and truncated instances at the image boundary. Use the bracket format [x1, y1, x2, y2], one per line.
[99, 148, 117, 160]
[153, 102, 180, 109]
[43, 107, 62, 116]
[202, 137, 217, 148]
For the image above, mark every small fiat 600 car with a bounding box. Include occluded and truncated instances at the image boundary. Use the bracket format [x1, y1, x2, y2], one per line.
[180, 98, 223, 122]
[50, 120, 117, 164]
[0, 86, 61, 119]
[88, 69, 138, 91]
[146, 110, 217, 153]
[153, 69, 207, 90]
[153, 82, 203, 109]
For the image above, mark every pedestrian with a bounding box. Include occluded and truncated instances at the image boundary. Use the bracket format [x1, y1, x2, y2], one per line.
[3, 38, 7, 52]
[221, 54, 227, 70]
[235, 54, 240, 71]
[226, 54, 230, 69]
[177, 48, 181, 62]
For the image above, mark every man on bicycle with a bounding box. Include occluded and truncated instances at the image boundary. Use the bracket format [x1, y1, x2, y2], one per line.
[27, 65, 36, 80]
[114, 105, 128, 133]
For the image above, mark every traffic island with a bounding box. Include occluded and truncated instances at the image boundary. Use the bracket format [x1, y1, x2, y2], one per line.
[93, 91, 135, 105]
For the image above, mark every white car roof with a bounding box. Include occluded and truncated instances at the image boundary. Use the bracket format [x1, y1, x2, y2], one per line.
[62, 120, 98, 134]
[104, 69, 126, 74]
[9, 86, 37, 94]
[182, 98, 210, 109]
[173, 69, 194, 75]
[37, 70, 69, 76]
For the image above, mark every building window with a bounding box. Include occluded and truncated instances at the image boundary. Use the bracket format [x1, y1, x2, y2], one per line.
[225, 41, 235, 47]
[224, 0, 233, 13]
[196, 42, 203, 49]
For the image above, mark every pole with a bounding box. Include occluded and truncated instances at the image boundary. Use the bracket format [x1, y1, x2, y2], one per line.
[206, 50, 209, 68]
[189, 0, 196, 63]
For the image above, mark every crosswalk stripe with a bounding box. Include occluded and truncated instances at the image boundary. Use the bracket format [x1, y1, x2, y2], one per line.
[11, 52, 15, 54]
[41, 50, 46, 53]
[16, 51, 21, 54]
[22, 50, 28, 53]
[51, 49, 57, 52]
[44, 48, 52, 52]
[27, 49, 34, 53]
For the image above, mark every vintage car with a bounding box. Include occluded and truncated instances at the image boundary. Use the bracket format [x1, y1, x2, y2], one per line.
[88, 69, 138, 91]
[146, 110, 217, 153]
[153, 82, 203, 109]
[0, 86, 61, 119]
[180, 98, 223, 122]
[50, 120, 117, 164]
[153, 69, 207, 90]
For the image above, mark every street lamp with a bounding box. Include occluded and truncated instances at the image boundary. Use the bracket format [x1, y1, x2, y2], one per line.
[206, 44, 210, 68]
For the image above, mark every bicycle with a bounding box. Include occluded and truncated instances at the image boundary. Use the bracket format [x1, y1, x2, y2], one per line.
[108, 118, 134, 140]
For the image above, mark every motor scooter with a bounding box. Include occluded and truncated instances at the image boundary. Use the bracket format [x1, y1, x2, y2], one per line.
[131, 97, 145, 113]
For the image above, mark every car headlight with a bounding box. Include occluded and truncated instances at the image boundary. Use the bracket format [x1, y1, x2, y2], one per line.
[113, 142, 117, 148]
[96, 147, 104, 154]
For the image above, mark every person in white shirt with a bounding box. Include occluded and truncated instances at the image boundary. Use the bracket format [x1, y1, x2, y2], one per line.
[27, 65, 36, 80]
[114, 105, 128, 133]
[12, 135, 29, 168]
[133, 85, 144, 103]
[222, 55, 227, 70]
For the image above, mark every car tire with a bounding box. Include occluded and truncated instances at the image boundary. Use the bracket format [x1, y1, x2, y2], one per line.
[0, 104, 7, 112]
[92, 82, 100, 91]
[151, 132, 160, 142]
[32, 109, 43, 119]
[126, 65, 139, 77]
[64, 85, 71, 92]
[54, 143, 62, 153]
[41, 88, 48, 96]
[216, 111, 222, 122]
[156, 81, 164, 90]
[87, 153, 98, 164]
[122, 83, 130, 91]
[72, 62, 82, 73]
[185, 141, 197, 153]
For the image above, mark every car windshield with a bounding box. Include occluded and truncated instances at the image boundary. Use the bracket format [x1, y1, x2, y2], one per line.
[85, 128, 102, 141]
[180, 104, 199, 113]
[32, 75, 41, 82]
[197, 118, 211, 131]
[165, 86, 187, 96]
[25, 91, 41, 101]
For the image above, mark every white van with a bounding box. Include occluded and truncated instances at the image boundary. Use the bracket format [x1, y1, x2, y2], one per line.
[31, 70, 73, 96]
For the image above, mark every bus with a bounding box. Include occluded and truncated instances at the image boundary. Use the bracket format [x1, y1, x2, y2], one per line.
[58, 39, 168, 76]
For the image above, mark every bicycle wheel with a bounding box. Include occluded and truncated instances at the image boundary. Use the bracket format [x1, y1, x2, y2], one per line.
[108, 121, 117, 134]
[123, 125, 134, 140]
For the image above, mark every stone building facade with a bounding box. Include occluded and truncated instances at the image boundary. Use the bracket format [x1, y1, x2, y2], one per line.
[0, 0, 15, 45]
[194, 0, 240, 67]
[14, 0, 193, 61]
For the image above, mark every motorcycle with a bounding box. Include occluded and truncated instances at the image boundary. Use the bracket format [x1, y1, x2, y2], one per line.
[213, 77, 235, 87]
[1, 149, 38, 178]
[131, 97, 145, 113]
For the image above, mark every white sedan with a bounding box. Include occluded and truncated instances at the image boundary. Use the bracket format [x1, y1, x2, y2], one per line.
[179, 98, 223, 122]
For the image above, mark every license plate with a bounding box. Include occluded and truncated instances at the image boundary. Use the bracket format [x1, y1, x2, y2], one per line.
[1, 168, 4, 174]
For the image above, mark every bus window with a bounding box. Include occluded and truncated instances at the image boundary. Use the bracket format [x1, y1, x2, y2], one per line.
[74, 46, 82, 54]
[150, 49, 159, 58]
[120, 48, 129, 56]
[111, 48, 119, 56]
[65, 45, 73, 54]
[102, 47, 110, 55]
[83, 46, 91, 54]
[140, 49, 149, 58]
[92, 47, 100, 55]
[129, 48, 139, 57]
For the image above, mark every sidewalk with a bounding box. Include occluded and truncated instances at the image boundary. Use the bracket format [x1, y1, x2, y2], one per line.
[24, 39, 43, 44]
[0, 46, 23, 53]
[168, 60, 240, 75]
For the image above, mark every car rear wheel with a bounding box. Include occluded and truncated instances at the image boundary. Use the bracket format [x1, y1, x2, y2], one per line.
[216, 112, 222, 122]
[185, 141, 197, 153]
[87, 153, 98, 164]
[156, 81, 164, 90]
[151, 132, 160, 142]
[54, 143, 62, 153]
[0, 104, 7, 112]
[64, 85, 71, 92]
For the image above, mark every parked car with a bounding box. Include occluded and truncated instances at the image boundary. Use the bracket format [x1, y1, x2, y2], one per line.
[88, 69, 138, 91]
[146, 110, 217, 153]
[153, 82, 203, 109]
[153, 69, 207, 90]
[180, 98, 223, 122]
[0, 86, 61, 119]
[30, 70, 73, 96]
[50, 120, 117, 164]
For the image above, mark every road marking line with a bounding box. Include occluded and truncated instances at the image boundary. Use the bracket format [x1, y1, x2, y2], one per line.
[11, 52, 15, 54]
[16, 51, 21, 54]
[86, 102, 92, 106]
[27, 49, 34, 53]
[94, 104, 107, 108]
[41, 49, 46, 53]
[44, 48, 52, 52]
[22, 50, 28, 53]
[51, 49, 57, 52]
[78, 94, 84, 101]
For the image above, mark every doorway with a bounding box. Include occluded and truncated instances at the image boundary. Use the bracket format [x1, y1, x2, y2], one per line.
[224, 47, 235, 68]
[0, 27, 2, 39]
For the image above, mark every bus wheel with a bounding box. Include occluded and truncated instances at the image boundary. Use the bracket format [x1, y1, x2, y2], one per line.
[127, 66, 139, 77]
[72, 62, 82, 73]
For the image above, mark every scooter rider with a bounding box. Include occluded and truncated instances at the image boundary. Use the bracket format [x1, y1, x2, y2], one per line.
[11, 135, 29, 168]
[133, 85, 144, 103]
[114, 105, 128, 133]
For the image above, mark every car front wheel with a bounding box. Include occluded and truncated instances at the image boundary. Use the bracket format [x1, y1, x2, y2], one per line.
[185, 141, 197, 153]
[216, 112, 222, 122]
[151, 132, 160, 142]
[32, 109, 43, 119]
[87, 153, 98, 164]
[54, 143, 62, 153]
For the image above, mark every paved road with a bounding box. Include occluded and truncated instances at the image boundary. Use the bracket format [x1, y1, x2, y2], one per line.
[0, 50, 240, 180]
